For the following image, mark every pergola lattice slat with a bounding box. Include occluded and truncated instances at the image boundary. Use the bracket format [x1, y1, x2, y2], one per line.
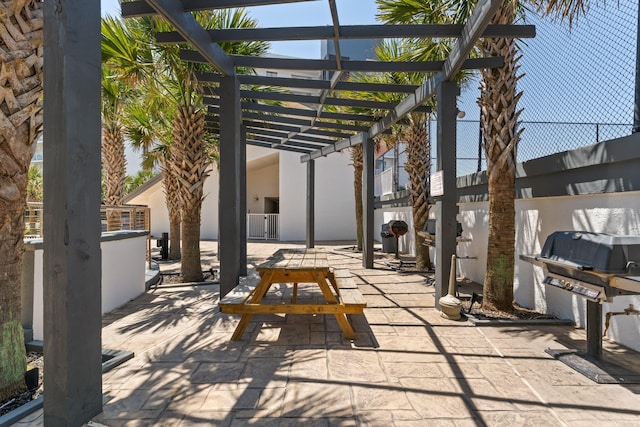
[156, 24, 535, 43]
[121, 0, 316, 17]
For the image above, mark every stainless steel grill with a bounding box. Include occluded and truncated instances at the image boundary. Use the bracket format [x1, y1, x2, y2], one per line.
[521, 231, 640, 383]
[521, 231, 640, 303]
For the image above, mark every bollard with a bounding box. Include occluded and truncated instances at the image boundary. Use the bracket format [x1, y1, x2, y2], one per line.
[439, 254, 462, 320]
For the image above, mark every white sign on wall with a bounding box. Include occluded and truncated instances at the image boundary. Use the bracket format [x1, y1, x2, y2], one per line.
[430, 170, 444, 196]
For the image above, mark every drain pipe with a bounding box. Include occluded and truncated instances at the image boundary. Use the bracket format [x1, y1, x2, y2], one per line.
[603, 304, 640, 336]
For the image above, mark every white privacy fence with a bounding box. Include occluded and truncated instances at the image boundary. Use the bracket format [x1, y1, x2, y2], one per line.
[247, 213, 279, 240]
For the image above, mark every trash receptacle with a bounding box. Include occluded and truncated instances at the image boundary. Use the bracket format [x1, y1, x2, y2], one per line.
[156, 232, 169, 260]
[381, 223, 397, 253]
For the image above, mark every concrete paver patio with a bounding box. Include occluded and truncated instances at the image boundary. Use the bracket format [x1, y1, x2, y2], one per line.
[15, 241, 640, 426]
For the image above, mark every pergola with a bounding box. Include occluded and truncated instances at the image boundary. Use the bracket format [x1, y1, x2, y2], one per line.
[42, 0, 534, 423]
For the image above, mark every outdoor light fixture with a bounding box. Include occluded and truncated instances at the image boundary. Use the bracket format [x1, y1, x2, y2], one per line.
[457, 109, 466, 119]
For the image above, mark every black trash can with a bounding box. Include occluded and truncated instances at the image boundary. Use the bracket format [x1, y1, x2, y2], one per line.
[156, 232, 169, 260]
[381, 223, 397, 254]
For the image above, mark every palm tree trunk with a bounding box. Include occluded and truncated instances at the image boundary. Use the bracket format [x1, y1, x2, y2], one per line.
[162, 165, 181, 260]
[350, 145, 363, 251]
[404, 115, 432, 270]
[0, 0, 43, 400]
[181, 205, 202, 281]
[172, 105, 207, 282]
[0, 207, 28, 400]
[478, 4, 522, 311]
[102, 126, 127, 231]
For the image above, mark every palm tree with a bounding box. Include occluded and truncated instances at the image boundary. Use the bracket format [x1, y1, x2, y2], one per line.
[124, 169, 157, 195]
[101, 66, 130, 231]
[124, 92, 183, 259]
[166, 70, 208, 280]
[377, 0, 591, 311]
[110, 10, 268, 281]
[0, 0, 43, 401]
[350, 145, 364, 250]
[27, 166, 43, 203]
[102, 16, 187, 262]
[347, 40, 438, 270]
[151, 10, 267, 281]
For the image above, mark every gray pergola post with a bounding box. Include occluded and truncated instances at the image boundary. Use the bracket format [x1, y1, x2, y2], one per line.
[434, 81, 459, 308]
[219, 75, 242, 297]
[306, 159, 315, 248]
[239, 125, 247, 275]
[43, 1, 103, 424]
[362, 134, 375, 269]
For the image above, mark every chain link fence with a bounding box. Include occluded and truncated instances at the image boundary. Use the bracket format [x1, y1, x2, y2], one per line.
[432, 0, 638, 177]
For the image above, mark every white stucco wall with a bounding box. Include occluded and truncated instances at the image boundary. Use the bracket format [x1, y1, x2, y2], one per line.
[130, 147, 357, 242]
[247, 163, 279, 214]
[453, 191, 640, 352]
[200, 168, 220, 240]
[279, 150, 356, 241]
[101, 235, 147, 314]
[144, 184, 170, 238]
[29, 233, 147, 341]
[129, 169, 220, 240]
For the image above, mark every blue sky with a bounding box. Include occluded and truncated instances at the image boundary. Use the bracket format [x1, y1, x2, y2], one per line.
[102, 0, 637, 177]
[101, 0, 379, 58]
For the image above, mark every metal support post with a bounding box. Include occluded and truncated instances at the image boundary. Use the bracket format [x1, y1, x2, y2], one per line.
[634, 2, 640, 133]
[219, 75, 241, 297]
[43, 1, 103, 423]
[586, 301, 603, 359]
[435, 81, 459, 308]
[363, 134, 375, 269]
[306, 159, 315, 248]
[239, 125, 247, 275]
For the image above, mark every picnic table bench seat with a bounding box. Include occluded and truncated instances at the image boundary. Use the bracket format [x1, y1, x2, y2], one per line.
[330, 268, 366, 310]
[219, 273, 260, 308]
[219, 268, 366, 314]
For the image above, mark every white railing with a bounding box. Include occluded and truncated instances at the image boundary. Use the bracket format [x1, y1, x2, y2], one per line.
[247, 213, 279, 240]
[379, 168, 394, 195]
[375, 166, 410, 196]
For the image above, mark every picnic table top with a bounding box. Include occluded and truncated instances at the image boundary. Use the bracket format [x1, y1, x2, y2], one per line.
[256, 248, 330, 272]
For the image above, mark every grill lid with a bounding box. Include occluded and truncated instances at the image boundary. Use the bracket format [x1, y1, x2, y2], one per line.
[540, 231, 640, 275]
[423, 219, 463, 237]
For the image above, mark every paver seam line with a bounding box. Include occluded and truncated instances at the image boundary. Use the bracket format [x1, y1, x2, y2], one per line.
[475, 328, 569, 427]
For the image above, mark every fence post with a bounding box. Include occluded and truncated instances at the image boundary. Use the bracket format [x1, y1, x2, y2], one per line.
[264, 214, 268, 240]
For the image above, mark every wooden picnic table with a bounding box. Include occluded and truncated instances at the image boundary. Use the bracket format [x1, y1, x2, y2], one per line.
[219, 248, 366, 341]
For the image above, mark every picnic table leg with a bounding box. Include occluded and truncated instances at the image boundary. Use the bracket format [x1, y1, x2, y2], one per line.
[230, 271, 274, 341]
[326, 270, 339, 294]
[312, 272, 357, 340]
[334, 314, 357, 340]
[292, 283, 298, 303]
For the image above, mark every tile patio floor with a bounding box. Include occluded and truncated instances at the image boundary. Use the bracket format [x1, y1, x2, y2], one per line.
[15, 241, 640, 426]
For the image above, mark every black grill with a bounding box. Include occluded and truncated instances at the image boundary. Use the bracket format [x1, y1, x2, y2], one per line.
[521, 231, 640, 372]
[541, 231, 640, 275]
[522, 231, 640, 302]
[387, 220, 408, 237]
[423, 218, 462, 237]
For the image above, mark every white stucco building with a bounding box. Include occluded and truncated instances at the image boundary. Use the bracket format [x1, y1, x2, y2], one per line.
[126, 145, 357, 242]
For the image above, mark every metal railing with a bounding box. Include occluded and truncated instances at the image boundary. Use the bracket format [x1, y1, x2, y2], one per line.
[24, 203, 151, 238]
[24, 203, 152, 266]
[101, 204, 150, 233]
[24, 203, 43, 239]
[247, 213, 279, 240]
